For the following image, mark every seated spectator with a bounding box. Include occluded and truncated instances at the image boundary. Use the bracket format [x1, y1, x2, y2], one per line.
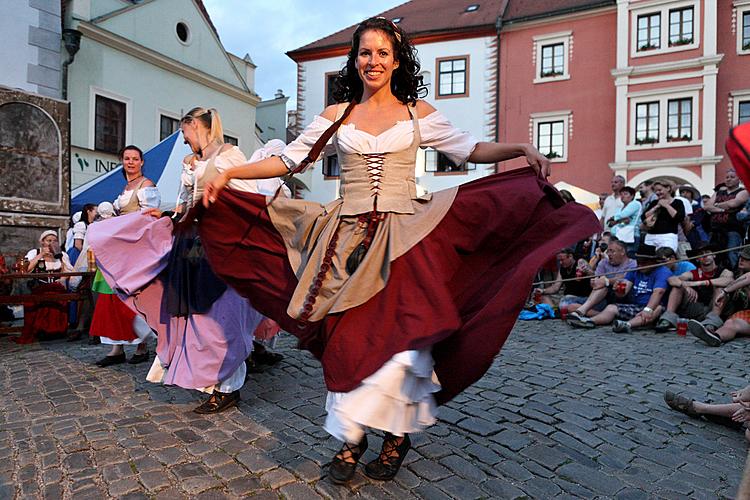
[664, 389, 749, 441]
[687, 247, 750, 346]
[588, 232, 612, 270]
[657, 246, 697, 276]
[566, 240, 637, 326]
[654, 246, 733, 332]
[607, 187, 640, 256]
[0, 252, 13, 322]
[565, 245, 671, 333]
[533, 248, 593, 309]
[15, 230, 73, 344]
[640, 179, 685, 251]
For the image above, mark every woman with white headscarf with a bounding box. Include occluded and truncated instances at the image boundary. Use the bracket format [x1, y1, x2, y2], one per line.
[15, 230, 73, 344]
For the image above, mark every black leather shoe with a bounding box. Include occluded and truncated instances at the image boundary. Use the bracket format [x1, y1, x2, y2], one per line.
[95, 353, 126, 367]
[193, 390, 240, 414]
[88, 336, 100, 345]
[364, 433, 411, 481]
[66, 331, 82, 342]
[329, 435, 368, 484]
[128, 352, 150, 364]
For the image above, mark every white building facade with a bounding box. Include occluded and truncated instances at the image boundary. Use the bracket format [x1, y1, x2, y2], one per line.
[64, 0, 261, 188]
[287, 1, 505, 203]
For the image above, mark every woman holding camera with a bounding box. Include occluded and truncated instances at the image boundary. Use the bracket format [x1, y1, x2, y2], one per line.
[640, 179, 685, 251]
[15, 230, 73, 344]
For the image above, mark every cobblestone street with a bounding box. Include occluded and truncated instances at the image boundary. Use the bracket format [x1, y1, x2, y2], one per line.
[0, 319, 747, 499]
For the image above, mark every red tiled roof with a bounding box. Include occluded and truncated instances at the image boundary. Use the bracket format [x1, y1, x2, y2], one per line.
[502, 0, 615, 24]
[288, 0, 508, 57]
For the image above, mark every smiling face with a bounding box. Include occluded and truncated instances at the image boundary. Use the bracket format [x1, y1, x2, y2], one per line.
[654, 184, 670, 199]
[122, 149, 143, 179]
[181, 121, 202, 154]
[355, 29, 399, 96]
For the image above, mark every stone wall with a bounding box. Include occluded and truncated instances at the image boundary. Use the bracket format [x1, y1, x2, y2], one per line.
[0, 87, 70, 255]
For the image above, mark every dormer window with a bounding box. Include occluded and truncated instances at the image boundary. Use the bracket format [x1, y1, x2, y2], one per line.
[465, 4, 479, 12]
[392, 17, 402, 23]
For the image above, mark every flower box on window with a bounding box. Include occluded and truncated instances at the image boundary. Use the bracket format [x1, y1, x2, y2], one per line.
[638, 43, 658, 51]
[544, 151, 561, 159]
[540, 70, 564, 78]
[667, 134, 691, 142]
[744, 41, 750, 51]
[635, 136, 658, 145]
[669, 37, 694, 47]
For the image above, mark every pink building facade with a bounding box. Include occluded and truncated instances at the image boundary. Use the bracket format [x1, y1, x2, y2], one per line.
[499, 0, 750, 198]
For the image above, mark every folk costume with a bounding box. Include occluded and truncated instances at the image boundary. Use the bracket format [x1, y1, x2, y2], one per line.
[197, 103, 601, 442]
[88, 146, 263, 396]
[89, 179, 160, 348]
[15, 230, 73, 344]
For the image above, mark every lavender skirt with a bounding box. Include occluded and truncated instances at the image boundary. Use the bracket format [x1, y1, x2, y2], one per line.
[88, 212, 260, 390]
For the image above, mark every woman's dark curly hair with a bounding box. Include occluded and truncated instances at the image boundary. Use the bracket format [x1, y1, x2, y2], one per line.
[332, 17, 427, 105]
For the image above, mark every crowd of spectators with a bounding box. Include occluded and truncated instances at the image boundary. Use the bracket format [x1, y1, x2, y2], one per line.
[532, 171, 750, 348]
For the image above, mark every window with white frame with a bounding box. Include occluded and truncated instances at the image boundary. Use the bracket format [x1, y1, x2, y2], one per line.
[533, 32, 571, 83]
[740, 101, 750, 124]
[631, 1, 699, 57]
[540, 43, 564, 78]
[95, 95, 126, 155]
[323, 154, 339, 178]
[667, 98, 692, 141]
[738, 6, 750, 54]
[637, 13, 661, 51]
[223, 135, 238, 146]
[424, 149, 475, 173]
[436, 56, 469, 98]
[668, 7, 694, 46]
[159, 115, 179, 141]
[629, 88, 699, 148]
[537, 121, 565, 159]
[531, 111, 571, 162]
[635, 102, 659, 144]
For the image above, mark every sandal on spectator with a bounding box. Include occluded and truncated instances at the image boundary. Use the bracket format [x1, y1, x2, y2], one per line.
[567, 310, 585, 322]
[687, 319, 722, 347]
[664, 391, 701, 418]
[568, 317, 595, 329]
[654, 319, 674, 333]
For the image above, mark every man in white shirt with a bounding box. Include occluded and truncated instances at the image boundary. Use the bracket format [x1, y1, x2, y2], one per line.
[600, 175, 625, 228]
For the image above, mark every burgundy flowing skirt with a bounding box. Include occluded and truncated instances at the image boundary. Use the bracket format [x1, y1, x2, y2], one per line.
[198, 168, 600, 404]
[89, 294, 137, 341]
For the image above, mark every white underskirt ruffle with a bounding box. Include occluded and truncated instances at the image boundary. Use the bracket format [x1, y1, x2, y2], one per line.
[324, 349, 441, 443]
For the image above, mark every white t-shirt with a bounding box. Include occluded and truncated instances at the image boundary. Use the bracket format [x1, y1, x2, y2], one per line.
[600, 194, 624, 226]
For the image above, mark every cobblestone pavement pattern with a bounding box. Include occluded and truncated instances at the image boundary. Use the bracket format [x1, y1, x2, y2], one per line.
[0, 320, 747, 499]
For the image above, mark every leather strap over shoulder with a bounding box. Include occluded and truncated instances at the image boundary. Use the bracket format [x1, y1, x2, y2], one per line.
[288, 100, 356, 176]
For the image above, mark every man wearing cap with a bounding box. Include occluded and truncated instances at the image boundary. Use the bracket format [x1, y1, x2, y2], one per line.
[533, 248, 593, 309]
[654, 246, 733, 332]
[566, 245, 672, 333]
[687, 247, 750, 346]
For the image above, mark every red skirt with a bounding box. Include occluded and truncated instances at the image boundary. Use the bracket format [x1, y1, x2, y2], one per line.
[198, 168, 600, 403]
[89, 294, 137, 341]
[15, 282, 69, 344]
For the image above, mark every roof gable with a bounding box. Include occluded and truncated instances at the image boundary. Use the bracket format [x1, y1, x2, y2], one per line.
[92, 0, 248, 91]
[289, 0, 508, 59]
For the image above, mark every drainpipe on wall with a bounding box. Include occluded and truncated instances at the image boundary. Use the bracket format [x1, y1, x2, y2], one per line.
[61, 28, 81, 100]
[494, 15, 502, 171]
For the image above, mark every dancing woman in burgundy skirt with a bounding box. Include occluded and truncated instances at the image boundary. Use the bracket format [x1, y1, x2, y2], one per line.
[199, 17, 600, 483]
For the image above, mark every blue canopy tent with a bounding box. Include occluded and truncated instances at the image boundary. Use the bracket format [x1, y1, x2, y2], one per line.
[71, 131, 193, 213]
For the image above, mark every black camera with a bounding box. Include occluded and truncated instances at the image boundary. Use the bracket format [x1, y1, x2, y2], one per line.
[598, 242, 608, 252]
